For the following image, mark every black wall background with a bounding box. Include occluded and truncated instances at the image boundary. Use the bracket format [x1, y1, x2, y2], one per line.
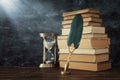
[0, 0, 120, 67]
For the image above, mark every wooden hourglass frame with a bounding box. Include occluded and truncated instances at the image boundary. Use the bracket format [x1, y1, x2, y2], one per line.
[39, 33, 57, 68]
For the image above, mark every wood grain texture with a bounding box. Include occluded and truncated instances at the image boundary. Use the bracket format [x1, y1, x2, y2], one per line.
[0, 67, 119, 80]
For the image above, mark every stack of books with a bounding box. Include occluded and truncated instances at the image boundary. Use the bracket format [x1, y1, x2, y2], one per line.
[58, 8, 111, 71]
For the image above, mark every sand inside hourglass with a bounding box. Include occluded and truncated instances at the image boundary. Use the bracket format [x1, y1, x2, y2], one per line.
[44, 36, 56, 64]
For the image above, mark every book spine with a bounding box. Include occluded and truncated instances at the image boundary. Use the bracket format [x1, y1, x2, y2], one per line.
[60, 61, 111, 71]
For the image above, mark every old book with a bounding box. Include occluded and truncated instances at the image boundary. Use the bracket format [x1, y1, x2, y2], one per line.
[63, 8, 100, 17]
[58, 38, 109, 49]
[60, 61, 111, 71]
[59, 48, 109, 54]
[63, 22, 102, 28]
[59, 53, 109, 62]
[58, 34, 107, 39]
[64, 13, 100, 20]
[62, 27, 105, 35]
[62, 17, 102, 25]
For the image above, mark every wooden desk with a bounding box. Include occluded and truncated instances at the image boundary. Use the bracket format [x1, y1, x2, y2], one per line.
[0, 67, 119, 80]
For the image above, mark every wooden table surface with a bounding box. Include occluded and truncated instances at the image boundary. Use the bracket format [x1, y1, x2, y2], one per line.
[0, 66, 119, 80]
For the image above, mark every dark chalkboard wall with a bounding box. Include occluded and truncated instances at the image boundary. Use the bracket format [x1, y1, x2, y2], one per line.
[0, 0, 120, 66]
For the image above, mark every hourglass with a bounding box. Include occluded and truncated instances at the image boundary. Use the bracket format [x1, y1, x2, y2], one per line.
[39, 33, 57, 68]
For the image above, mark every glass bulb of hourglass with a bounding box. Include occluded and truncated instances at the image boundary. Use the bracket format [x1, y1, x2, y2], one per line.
[44, 36, 56, 50]
[44, 36, 56, 64]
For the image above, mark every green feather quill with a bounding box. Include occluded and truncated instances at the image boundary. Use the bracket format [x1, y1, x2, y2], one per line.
[67, 14, 83, 49]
